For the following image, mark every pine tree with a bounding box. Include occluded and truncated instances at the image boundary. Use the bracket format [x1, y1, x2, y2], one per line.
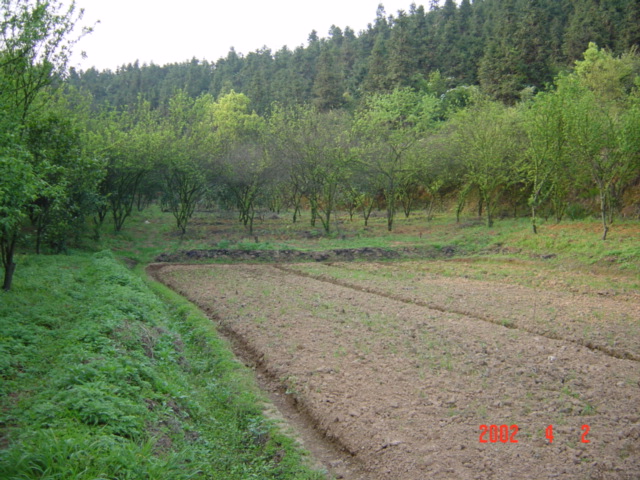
[563, 0, 609, 61]
[312, 47, 346, 111]
[363, 30, 391, 93]
[362, 5, 392, 93]
[386, 10, 421, 88]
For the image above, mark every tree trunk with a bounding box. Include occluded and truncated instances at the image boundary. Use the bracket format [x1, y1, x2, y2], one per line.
[2, 262, 16, 291]
[248, 206, 255, 235]
[292, 203, 301, 223]
[2, 233, 18, 291]
[387, 205, 394, 231]
[310, 208, 317, 227]
[362, 200, 374, 226]
[35, 226, 42, 255]
[486, 213, 494, 228]
[485, 194, 494, 228]
[386, 181, 395, 232]
[456, 192, 467, 223]
[600, 190, 609, 241]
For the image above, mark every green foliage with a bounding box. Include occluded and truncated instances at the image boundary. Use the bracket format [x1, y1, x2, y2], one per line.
[0, 0, 93, 289]
[270, 105, 355, 233]
[557, 45, 640, 239]
[354, 88, 439, 231]
[574, 42, 640, 104]
[0, 0, 88, 123]
[0, 147, 37, 234]
[159, 91, 214, 234]
[453, 99, 523, 227]
[23, 94, 104, 252]
[0, 145, 38, 291]
[212, 91, 271, 234]
[0, 252, 324, 479]
[521, 88, 574, 230]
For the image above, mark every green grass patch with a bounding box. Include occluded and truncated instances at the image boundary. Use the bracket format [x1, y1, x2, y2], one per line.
[100, 206, 636, 265]
[94, 204, 638, 291]
[0, 252, 325, 479]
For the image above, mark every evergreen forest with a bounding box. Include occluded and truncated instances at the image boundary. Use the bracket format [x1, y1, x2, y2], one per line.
[67, 0, 640, 111]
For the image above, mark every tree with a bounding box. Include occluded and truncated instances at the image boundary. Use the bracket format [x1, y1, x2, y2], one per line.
[23, 93, 103, 252]
[386, 10, 422, 89]
[522, 89, 573, 233]
[306, 110, 354, 233]
[417, 129, 460, 222]
[562, 44, 640, 239]
[354, 88, 438, 231]
[563, 0, 610, 62]
[478, 0, 553, 104]
[269, 104, 353, 233]
[217, 140, 270, 234]
[454, 99, 522, 227]
[268, 105, 306, 223]
[0, 144, 38, 290]
[573, 42, 640, 105]
[561, 84, 639, 239]
[0, 0, 88, 290]
[312, 47, 346, 111]
[212, 91, 268, 234]
[85, 99, 160, 234]
[362, 6, 392, 94]
[0, 0, 90, 123]
[159, 91, 213, 234]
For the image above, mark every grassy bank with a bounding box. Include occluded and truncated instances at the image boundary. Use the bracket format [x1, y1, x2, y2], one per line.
[0, 251, 325, 479]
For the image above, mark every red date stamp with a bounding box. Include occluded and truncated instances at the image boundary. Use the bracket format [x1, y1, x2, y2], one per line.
[479, 424, 519, 443]
[545, 424, 591, 443]
[479, 425, 591, 443]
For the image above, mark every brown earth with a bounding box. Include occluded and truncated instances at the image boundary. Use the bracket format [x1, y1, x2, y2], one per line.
[149, 260, 640, 480]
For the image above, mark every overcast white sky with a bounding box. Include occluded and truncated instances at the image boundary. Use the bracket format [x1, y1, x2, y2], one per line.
[67, 1, 428, 71]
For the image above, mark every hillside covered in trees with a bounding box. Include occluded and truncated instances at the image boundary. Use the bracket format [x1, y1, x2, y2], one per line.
[2, 0, 640, 292]
[68, 0, 640, 112]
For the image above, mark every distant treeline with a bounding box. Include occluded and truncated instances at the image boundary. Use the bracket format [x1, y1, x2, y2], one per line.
[67, 0, 640, 113]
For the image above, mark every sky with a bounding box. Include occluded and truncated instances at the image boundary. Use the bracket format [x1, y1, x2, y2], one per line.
[66, 0, 427, 72]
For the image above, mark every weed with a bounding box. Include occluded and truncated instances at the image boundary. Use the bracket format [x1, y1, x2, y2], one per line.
[561, 386, 580, 399]
[333, 346, 348, 358]
[439, 353, 454, 371]
[501, 318, 514, 328]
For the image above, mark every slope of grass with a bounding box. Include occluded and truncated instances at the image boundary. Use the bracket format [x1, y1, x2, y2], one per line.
[0, 251, 325, 479]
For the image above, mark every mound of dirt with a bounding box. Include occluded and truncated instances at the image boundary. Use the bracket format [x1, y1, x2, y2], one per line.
[154, 246, 456, 263]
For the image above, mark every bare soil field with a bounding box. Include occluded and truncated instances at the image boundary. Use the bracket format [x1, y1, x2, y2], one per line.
[149, 258, 640, 480]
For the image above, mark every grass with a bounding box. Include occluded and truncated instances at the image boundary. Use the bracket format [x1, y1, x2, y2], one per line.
[0, 252, 326, 479]
[96, 205, 639, 282]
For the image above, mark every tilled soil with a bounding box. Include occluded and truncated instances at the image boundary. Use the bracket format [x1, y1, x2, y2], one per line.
[149, 262, 640, 480]
[280, 261, 640, 361]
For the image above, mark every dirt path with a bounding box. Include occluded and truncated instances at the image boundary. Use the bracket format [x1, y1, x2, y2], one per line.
[150, 262, 640, 480]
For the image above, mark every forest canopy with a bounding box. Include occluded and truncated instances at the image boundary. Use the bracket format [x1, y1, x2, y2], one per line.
[67, 0, 640, 112]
